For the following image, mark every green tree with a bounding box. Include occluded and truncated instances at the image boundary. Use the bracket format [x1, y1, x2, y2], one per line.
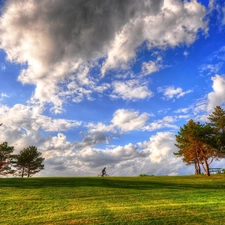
[15, 146, 44, 177]
[208, 106, 225, 151]
[0, 142, 15, 176]
[208, 106, 225, 132]
[174, 119, 223, 176]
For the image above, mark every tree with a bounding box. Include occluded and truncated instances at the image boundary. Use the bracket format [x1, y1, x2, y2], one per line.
[15, 146, 44, 177]
[174, 119, 223, 176]
[208, 106, 225, 151]
[208, 106, 225, 132]
[0, 142, 15, 176]
[174, 120, 201, 174]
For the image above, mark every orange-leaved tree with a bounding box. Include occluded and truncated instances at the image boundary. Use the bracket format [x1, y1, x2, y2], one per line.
[174, 119, 223, 176]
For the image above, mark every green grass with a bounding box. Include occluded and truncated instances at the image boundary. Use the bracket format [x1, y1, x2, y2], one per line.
[1, 175, 225, 224]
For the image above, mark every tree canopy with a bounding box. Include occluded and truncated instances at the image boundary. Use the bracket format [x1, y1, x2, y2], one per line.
[14, 146, 45, 178]
[208, 106, 225, 132]
[0, 142, 15, 176]
[208, 106, 225, 152]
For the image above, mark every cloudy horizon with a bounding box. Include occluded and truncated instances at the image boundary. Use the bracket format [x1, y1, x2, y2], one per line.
[0, 0, 225, 177]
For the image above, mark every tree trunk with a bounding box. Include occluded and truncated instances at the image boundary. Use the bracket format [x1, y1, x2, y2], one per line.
[195, 163, 198, 174]
[204, 157, 210, 176]
[27, 166, 30, 178]
[197, 159, 201, 174]
[194, 159, 201, 174]
[195, 147, 201, 174]
[195, 161, 198, 174]
[22, 167, 24, 178]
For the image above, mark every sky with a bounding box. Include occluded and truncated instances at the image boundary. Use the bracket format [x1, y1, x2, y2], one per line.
[0, 0, 225, 177]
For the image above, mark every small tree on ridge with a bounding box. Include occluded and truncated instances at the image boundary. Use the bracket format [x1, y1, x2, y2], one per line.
[0, 142, 15, 176]
[15, 146, 44, 177]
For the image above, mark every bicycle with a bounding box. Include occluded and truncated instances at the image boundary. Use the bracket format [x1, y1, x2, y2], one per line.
[98, 173, 109, 177]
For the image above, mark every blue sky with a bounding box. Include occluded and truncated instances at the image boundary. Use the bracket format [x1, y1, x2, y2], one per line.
[0, 0, 225, 176]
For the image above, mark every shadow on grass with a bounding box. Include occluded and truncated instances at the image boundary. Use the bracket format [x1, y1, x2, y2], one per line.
[1, 176, 225, 191]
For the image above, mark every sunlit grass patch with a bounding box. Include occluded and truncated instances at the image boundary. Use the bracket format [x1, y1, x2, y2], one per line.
[1, 175, 225, 224]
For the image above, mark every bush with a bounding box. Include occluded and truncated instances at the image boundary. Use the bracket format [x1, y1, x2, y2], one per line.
[139, 174, 154, 177]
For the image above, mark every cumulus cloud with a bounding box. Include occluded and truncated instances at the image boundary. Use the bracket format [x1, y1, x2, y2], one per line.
[141, 56, 163, 76]
[75, 143, 141, 169]
[73, 109, 150, 151]
[0, 104, 81, 132]
[0, 104, 81, 149]
[0, 0, 207, 110]
[207, 74, 225, 111]
[42, 132, 189, 176]
[0, 102, 194, 176]
[102, 0, 207, 75]
[111, 79, 153, 101]
[0, 105, 150, 155]
[158, 86, 192, 99]
[143, 116, 178, 131]
[40, 127, 225, 177]
[0, 0, 212, 177]
[111, 109, 149, 132]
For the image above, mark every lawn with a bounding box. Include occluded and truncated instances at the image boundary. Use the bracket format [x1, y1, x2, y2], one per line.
[1, 175, 225, 224]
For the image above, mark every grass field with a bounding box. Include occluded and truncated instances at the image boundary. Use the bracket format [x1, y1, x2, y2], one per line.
[1, 175, 225, 224]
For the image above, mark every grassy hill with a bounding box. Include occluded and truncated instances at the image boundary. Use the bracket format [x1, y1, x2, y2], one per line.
[1, 175, 225, 224]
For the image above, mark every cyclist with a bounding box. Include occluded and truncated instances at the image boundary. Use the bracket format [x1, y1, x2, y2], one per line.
[102, 167, 106, 176]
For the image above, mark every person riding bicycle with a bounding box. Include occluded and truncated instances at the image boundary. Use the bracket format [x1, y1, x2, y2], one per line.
[102, 167, 106, 176]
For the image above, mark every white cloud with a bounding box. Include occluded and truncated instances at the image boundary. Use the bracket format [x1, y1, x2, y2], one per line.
[174, 107, 191, 114]
[183, 51, 189, 57]
[86, 123, 114, 134]
[75, 143, 141, 169]
[0, 104, 81, 149]
[143, 116, 178, 132]
[209, 46, 225, 61]
[111, 79, 153, 101]
[158, 86, 192, 99]
[102, 0, 207, 75]
[1, 93, 8, 97]
[207, 74, 225, 112]
[209, 0, 225, 26]
[0, 105, 149, 155]
[199, 63, 223, 76]
[112, 109, 149, 132]
[1, 63, 6, 70]
[142, 60, 159, 75]
[42, 132, 189, 177]
[77, 109, 151, 148]
[139, 132, 174, 163]
[0, 103, 193, 176]
[141, 56, 162, 76]
[136, 132, 187, 175]
[0, 0, 207, 109]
